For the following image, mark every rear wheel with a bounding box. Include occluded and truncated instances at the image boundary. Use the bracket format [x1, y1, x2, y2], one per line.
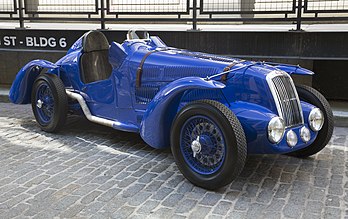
[31, 74, 68, 133]
[171, 100, 247, 190]
[287, 85, 334, 157]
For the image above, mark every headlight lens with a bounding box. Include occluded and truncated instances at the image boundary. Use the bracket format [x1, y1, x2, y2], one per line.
[268, 117, 285, 144]
[286, 130, 298, 147]
[309, 108, 324, 131]
[300, 126, 311, 143]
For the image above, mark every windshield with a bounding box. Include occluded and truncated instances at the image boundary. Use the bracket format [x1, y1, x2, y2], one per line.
[127, 28, 150, 41]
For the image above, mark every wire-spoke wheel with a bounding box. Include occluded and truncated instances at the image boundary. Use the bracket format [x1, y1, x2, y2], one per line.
[31, 74, 67, 133]
[286, 85, 334, 158]
[171, 100, 247, 190]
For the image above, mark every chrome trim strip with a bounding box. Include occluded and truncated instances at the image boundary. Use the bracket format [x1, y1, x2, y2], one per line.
[266, 70, 304, 128]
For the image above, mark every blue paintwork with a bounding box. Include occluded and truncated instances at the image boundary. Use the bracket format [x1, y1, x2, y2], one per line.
[140, 77, 225, 149]
[265, 62, 314, 75]
[9, 60, 59, 104]
[180, 115, 226, 175]
[232, 101, 317, 154]
[9, 31, 321, 155]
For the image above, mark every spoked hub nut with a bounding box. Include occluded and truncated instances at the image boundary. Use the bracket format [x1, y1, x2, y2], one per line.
[36, 99, 43, 109]
[191, 136, 201, 158]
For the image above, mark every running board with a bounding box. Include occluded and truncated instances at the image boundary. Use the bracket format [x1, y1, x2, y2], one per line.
[65, 90, 138, 133]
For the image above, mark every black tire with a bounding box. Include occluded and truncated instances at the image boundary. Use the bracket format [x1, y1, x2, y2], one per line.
[287, 84, 334, 158]
[31, 74, 68, 133]
[171, 100, 247, 190]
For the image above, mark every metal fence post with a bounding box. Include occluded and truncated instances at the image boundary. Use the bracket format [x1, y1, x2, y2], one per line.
[192, 0, 197, 30]
[18, 0, 25, 28]
[100, 0, 106, 30]
[296, 0, 303, 31]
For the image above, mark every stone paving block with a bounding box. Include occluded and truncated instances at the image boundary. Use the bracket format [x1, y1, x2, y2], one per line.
[127, 191, 152, 206]
[97, 188, 121, 202]
[189, 205, 212, 218]
[174, 198, 197, 214]
[148, 207, 174, 218]
[52, 195, 80, 211]
[306, 200, 324, 215]
[79, 201, 106, 217]
[136, 200, 160, 214]
[81, 190, 103, 204]
[122, 183, 145, 198]
[212, 201, 232, 216]
[59, 204, 85, 218]
[325, 195, 341, 207]
[200, 192, 223, 206]
[234, 196, 252, 211]
[152, 187, 174, 200]
[323, 207, 342, 219]
[162, 193, 184, 207]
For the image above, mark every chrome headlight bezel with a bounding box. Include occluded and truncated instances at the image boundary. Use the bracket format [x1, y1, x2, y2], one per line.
[268, 117, 285, 144]
[308, 108, 324, 131]
[286, 130, 298, 147]
[300, 126, 311, 143]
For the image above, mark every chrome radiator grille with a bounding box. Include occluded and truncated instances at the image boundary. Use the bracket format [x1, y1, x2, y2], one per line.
[267, 71, 304, 127]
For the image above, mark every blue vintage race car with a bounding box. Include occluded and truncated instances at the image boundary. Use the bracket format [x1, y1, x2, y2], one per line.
[9, 29, 333, 189]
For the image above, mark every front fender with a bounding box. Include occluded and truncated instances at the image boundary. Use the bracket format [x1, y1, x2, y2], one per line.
[9, 60, 59, 104]
[140, 77, 225, 149]
[274, 64, 314, 76]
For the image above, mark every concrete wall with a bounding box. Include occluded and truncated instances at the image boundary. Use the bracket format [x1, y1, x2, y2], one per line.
[0, 51, 64, 85]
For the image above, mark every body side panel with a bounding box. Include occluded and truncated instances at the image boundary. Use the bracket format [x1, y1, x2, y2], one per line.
[140, 77, 225, 149]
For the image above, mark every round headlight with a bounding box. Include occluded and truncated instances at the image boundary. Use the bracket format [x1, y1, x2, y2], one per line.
[286, 130, 298, 147]
[309, 108, 324, 131]
[300, 126, 311, 143]
[268, 117, 285, 144]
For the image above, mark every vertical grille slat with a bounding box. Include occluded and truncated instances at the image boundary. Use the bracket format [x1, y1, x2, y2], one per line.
[268, 72, 304, 127]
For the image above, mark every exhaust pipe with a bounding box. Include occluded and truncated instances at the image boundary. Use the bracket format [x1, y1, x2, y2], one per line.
[65, 90, 139, 132]
[65, 90, 115, 128]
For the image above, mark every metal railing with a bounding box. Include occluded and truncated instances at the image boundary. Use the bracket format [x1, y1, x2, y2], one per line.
[0, 0, 348, 30]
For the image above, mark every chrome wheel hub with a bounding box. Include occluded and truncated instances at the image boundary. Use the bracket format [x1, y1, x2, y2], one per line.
[191, 136, 201, 158]
[36, 99, 43, 109]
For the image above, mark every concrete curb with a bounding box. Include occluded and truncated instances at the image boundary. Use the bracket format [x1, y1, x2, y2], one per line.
[331, 102, 348, 127]
[0, 87, 347, 127]
[0, 88, 10, 103]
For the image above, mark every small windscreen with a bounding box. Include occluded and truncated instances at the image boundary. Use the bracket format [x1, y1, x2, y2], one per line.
[127, 28, 150, 41]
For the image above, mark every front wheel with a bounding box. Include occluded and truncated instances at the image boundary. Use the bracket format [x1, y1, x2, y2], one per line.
[171, 100, 247, 190]
[31, 74, 68, 133]
[287, 84, 334, 158]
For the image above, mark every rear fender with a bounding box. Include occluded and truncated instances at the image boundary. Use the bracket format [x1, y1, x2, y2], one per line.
[140, 77, 225, 149]
[9, 60, 59, 104]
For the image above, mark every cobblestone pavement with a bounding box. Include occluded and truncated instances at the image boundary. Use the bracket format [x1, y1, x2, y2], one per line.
[0, 102, 347, 219]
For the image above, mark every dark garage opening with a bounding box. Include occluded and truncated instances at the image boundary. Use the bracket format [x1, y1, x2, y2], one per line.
[313, 60, 348, 101]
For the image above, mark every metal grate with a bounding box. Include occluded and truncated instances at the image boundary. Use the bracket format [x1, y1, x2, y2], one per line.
[24, 0, 98, 14]
[1, 1, 348, 32]
[200, 0, 296, 14]
[177, 51, 239, 63]
[181, 89, 224, 102]
[135, 85, 160, 104]
[107, 0, 190, 14]
[304, 0, 348, 13]
[268, 72, 303, 127]
[0, 0, 16, 14]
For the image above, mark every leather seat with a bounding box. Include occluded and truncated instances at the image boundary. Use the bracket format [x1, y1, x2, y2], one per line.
[80, 31, 112, 84]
